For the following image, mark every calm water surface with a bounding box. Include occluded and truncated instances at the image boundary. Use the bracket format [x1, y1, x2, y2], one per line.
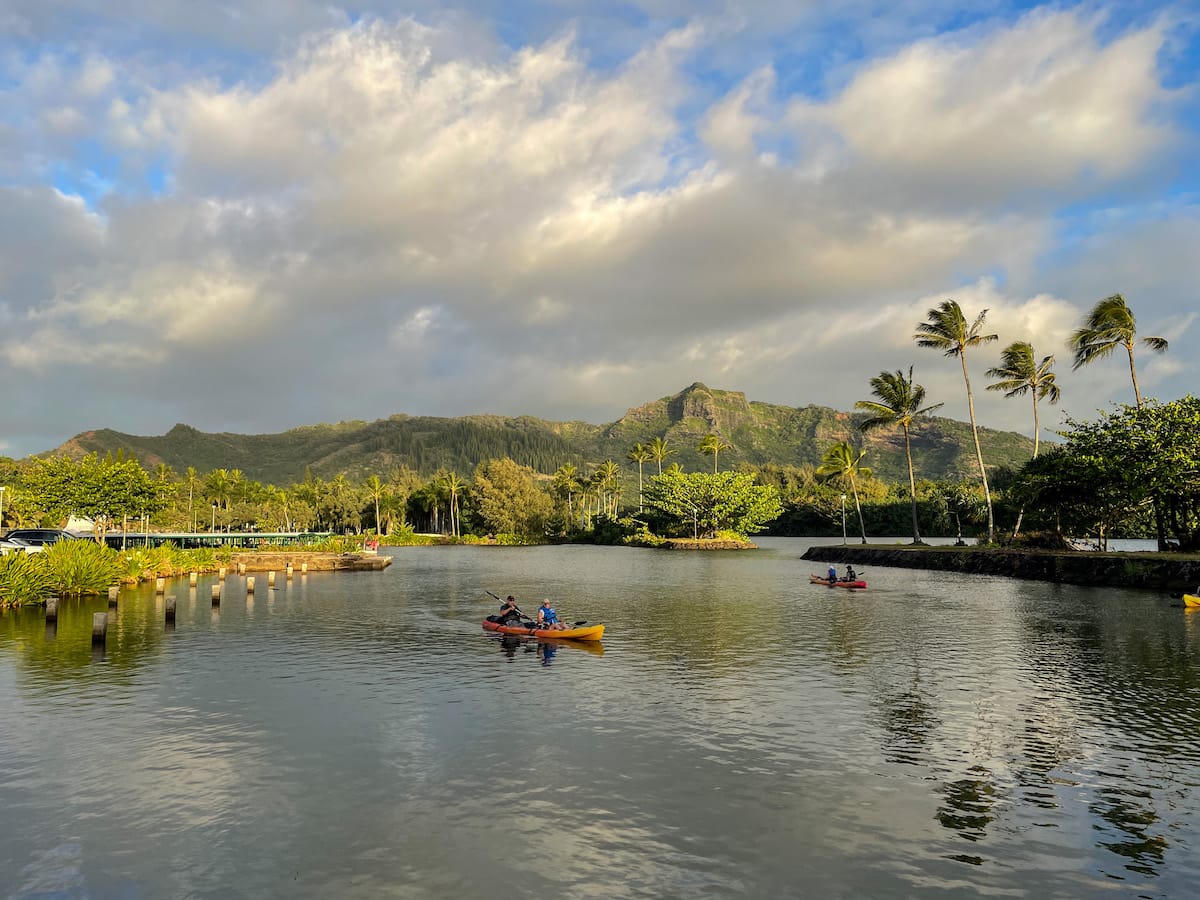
[2, 538, 1199, 898]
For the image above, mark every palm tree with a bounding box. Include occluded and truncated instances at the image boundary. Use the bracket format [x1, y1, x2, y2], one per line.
[595, 460, 621, 516]
[698, 433, 733, 474]
[986, 342, 1061, 539]
[648, 436, 676, 475]
[1070, 294, 1170, 548]
[553, 463, 580, 525]
[206, 468, 231, 510]
[816, 441, 871, 544]
[914, 300, 999, 543]
[627, 444, 652, 511]
[986, 342, 1060, 458]
[855, 367, 943, 544]
[185, 466, 199, 530]
[363, 474, 385, 534]
[442, 471, 465, 537]
[1069, 293, 1167, 409]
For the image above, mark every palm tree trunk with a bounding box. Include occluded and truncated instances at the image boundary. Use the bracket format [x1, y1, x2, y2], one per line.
[851, 477, 867, 543]
[638, 462, 644, 512]
[1012, 392, 1040, 540]
[1126, 341, 1143, 408]
[713, 451, 718, 474]
[903, 425, 921, 544]
[960, 352, 995, 543]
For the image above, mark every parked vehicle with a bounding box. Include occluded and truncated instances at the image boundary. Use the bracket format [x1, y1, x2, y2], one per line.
[1, 529, 86, 546]
[0, 537, 44, 555]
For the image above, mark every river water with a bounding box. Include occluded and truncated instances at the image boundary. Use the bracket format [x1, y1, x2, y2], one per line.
[2, 538, 1198, 898]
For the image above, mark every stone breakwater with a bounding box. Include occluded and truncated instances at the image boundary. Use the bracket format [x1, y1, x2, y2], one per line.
[800, 544, 1200, 592]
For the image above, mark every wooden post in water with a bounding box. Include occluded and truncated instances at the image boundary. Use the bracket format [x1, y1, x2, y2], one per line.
[45, 598, 58, 622]
[246, 576, 255, 595]
[165, 596, 176, 623]
[301, 562, 308, 575]
[286, 564, 293, 580]
[238, 562, 246, 576]
[218, 566, 227, 581]
[211, 585, 222, 606]
[108, 586, 119, 608]
[155, 577, 165, 595]
[92, 612, 108, 644]
[267, 571, 276, 587]
[189, 572, 198, 587]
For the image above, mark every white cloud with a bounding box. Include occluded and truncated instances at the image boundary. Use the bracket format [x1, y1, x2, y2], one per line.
[0, 6, 1193, 456]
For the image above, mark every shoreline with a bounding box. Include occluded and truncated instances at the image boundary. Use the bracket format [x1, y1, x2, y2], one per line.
[800, 544, 1200, 592]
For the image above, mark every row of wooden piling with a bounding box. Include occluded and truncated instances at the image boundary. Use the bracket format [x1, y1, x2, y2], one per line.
[51, 565, 309, 645]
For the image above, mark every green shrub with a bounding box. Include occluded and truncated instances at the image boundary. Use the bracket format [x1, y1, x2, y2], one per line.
[42, 540, 121, 596]
[0, 552, 57, 607]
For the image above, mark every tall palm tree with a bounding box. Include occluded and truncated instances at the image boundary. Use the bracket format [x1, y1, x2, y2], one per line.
[816, 441, 871, 544]
[648, 436, 676, 475]
[185, 466, 199, 530]
[986, 342, 1060, 458]
[595, 460, 621, 516]
[698, 433, 733, 474]
[363, 474, 385, 534]
[855, 367, 943, 544]
[1070, 294, 1170, 548]
[1069, 293, 1168, 409]
[627, 444, 652, 511]
[914, 300, 999, 543]
[442, 471, 465, 537]
[553, 463, 580, 525]
[206, 468, 231, 510]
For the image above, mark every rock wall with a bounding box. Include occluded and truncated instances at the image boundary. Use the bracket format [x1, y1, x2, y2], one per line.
[801, 545, 1200, 592]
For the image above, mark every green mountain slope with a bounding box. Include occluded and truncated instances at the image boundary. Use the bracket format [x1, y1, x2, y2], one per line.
[49, 382, 1035, 484]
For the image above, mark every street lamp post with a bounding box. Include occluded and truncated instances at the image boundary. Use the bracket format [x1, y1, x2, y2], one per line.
[841, 493, 847, 545]
[212, 502, 217, 533]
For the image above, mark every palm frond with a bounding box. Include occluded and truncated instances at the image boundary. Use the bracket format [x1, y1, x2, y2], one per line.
[1143, 335, 1169, 352]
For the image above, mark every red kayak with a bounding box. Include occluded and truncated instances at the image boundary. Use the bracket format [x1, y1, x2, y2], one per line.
[809, 574, 867, 589]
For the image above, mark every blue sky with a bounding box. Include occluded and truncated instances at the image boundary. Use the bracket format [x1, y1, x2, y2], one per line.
[1, 1, 1198, 457]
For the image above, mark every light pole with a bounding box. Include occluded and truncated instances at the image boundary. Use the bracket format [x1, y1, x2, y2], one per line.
[841, 493, 847, 545]
[212, 502, 217, 533]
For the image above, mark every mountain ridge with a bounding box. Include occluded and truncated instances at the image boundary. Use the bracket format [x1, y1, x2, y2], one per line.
[48, 382, 1036, 485]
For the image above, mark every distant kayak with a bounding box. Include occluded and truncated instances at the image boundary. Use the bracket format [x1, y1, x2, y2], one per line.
[482, 619, 605, 641]
[810, 574, 867, 589]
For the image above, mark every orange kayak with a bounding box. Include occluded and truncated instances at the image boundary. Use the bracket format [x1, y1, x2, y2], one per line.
[482, 619, 605, 641]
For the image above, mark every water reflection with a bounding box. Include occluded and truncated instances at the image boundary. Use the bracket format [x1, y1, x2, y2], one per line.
[2, 544, 1199, 897]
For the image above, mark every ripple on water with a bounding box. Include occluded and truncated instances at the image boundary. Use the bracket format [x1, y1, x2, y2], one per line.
[2, 543, 1200, 897]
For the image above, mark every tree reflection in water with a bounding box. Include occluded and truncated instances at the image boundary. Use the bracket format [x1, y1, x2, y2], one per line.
[1091, 785, 1169, 877]
[936, 765, 1003, 865]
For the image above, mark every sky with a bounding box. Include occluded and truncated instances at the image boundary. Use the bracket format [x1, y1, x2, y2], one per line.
[1, 1, 1198, 458]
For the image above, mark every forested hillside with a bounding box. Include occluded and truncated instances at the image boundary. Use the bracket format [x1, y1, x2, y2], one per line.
[50, 383, 1035, 483]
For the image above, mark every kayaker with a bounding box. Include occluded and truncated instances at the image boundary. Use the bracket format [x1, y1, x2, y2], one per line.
[827, 565, 837, 583]
[844, 565, 857, 583]
[537, 599, 568, 631]
[499, 595, 523, 625]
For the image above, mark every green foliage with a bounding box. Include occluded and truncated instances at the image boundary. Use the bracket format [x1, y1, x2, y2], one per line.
[0, 553, 57, 607]
[41, 540, 121, 596]
[473, 458, 553, 539]
[379, 524, 437, 546]
[24, 453, 170, 536]
[1013, 397, 1200, 549]
[642, 471, 782, 539]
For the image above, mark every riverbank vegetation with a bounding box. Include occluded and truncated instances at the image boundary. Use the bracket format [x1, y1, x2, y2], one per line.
[1, 295, 1194, 581]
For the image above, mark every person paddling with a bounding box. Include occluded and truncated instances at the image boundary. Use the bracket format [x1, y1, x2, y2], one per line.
[827, 565, 838, 584]
[537, 599, 568, 631]
[498, 595, 523, 625]
[844, 565, 857, 583]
